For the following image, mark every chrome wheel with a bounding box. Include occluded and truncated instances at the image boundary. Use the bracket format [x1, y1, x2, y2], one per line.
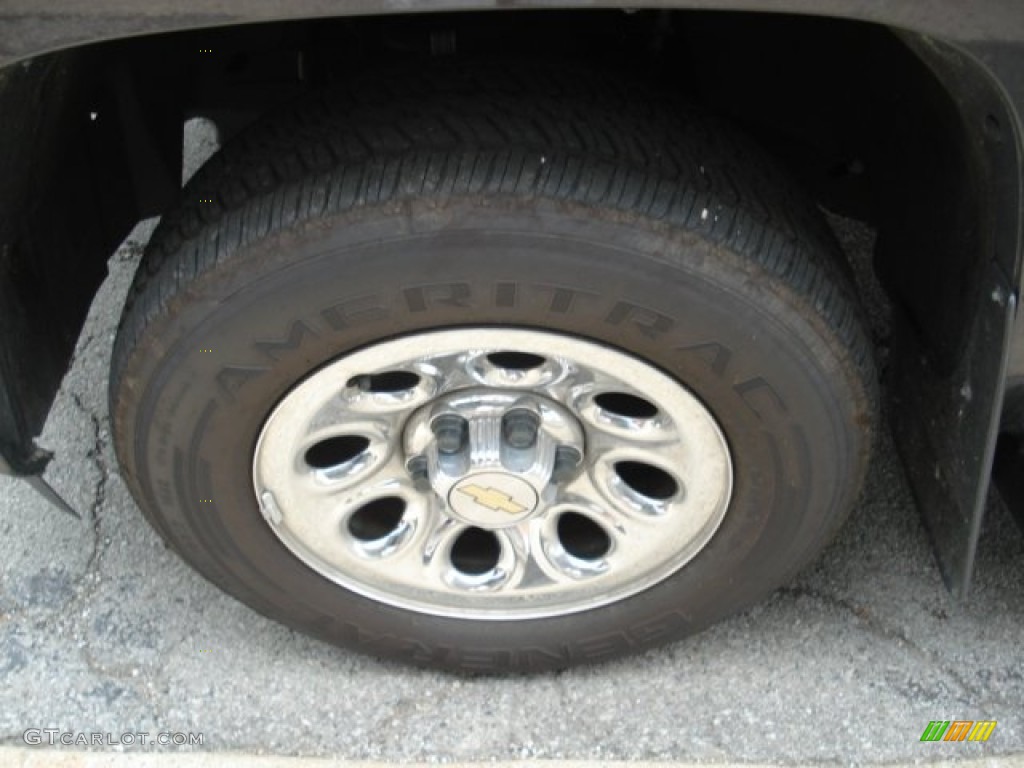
[252, 328, 733, 620]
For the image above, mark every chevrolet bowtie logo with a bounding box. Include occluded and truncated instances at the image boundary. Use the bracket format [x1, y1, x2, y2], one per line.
[456, 484, 527, 515]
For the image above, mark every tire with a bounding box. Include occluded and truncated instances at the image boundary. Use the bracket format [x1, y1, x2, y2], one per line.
[111, 63, 876, 673]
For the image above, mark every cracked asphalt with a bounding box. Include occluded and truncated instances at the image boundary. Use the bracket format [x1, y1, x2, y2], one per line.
[1, 124, 1023, 764]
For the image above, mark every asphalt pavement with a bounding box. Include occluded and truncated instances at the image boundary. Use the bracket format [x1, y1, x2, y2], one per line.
[0, 123, 1022, 764]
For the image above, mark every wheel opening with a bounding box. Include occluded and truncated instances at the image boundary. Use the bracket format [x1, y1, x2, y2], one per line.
[615, 461, 678, 500]
[348, 371, 421, 393]
[346, 497, 406, 541]
[594, 392, 659, 419]
[305, 435, 370, 469]
[487, 351, 546, 371]
[558, 512, 611, 560]
[450, 527, 501, 574]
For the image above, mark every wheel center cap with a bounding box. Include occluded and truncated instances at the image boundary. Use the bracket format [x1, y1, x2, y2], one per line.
[448, 472, 539, 527]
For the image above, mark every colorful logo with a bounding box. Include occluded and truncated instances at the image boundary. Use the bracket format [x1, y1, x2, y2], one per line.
[920, 721, 997, 742]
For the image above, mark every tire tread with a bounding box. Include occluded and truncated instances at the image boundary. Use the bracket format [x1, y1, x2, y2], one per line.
[115, 63, 873, 398]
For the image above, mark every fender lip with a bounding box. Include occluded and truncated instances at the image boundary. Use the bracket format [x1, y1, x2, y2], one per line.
[1, 0, 1023, 70]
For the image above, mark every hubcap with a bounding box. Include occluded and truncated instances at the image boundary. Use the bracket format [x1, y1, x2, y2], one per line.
[252, 328, 733, 620]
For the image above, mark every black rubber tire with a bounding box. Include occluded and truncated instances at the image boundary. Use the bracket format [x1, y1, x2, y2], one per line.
[111, 63, 876, 673]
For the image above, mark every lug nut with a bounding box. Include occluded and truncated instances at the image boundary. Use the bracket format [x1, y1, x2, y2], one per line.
[407, 455, 431, 491]
[502, 408, 540, 450]
[432, 414, 468, 455]
[552, 445, 583, 483]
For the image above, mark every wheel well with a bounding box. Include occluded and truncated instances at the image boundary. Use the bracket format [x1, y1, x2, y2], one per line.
[0, 8, 1014, 477]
